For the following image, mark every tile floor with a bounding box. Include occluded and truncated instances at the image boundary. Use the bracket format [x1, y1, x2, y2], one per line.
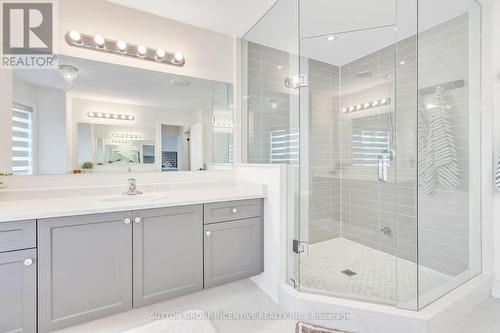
[300, 238, 449, 304]
[55, 278, 500, 333]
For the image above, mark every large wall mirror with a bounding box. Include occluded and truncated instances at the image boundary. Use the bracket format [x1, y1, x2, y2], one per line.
[7, 55, 234, 175]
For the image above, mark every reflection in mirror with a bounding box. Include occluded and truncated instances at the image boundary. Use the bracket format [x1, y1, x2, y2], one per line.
[5, 55, 234, 175]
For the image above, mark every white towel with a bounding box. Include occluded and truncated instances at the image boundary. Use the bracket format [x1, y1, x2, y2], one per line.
[495, 156, 500, 190]
[418, 96, 434, 195]
[425, 86, 461, 194]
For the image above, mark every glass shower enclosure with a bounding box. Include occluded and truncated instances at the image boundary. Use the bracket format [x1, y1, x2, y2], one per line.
[241, 0, 482, 310]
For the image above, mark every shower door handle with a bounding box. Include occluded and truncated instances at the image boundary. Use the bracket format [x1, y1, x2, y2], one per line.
[378, 153, 389, 183]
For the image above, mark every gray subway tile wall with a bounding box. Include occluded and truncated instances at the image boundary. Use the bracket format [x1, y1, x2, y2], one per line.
[246, 13, 472, 277]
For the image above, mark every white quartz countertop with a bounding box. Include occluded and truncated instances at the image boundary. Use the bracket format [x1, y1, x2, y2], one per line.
[0, 181, 266, 223]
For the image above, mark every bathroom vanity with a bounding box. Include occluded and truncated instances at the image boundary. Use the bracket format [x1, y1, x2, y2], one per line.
[0, 190, 263, 333]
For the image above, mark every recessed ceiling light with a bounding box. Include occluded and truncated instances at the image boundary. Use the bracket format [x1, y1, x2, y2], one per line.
[277, 65, 283, 69]
[326, 35, 337, 41]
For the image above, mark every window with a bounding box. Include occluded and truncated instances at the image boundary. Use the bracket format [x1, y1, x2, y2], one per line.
[270, 128, 299, 164]
[12, 103, 34, 175]
[352, 130, 390, 167]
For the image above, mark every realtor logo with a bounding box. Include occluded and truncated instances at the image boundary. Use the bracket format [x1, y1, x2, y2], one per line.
[1, 1, 57, 68]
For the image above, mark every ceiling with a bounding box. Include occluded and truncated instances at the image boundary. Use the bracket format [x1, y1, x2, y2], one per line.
[244, 0, 479, 65]
[107, 0, 278, 37]
[14, 55, 231, 112]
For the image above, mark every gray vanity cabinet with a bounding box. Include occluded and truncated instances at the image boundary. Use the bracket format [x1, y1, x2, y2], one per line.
[132, 205, 203, 307]
[204, 217, 262, 288]
[0, 249, 36, 333]
[38, 212, 133, 333]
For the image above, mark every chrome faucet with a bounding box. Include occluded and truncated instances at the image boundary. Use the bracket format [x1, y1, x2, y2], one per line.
[123, 178, 142, 196]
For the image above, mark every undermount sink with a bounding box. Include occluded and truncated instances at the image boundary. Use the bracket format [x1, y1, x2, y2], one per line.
[99, 193, 167, 203]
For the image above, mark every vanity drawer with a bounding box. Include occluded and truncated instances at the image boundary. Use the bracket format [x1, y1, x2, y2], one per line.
[204, 199, 262, 224]
[0, 220, 36, 252]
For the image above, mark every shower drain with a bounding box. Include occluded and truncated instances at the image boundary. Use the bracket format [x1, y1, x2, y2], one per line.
[341, 269, 357, 277]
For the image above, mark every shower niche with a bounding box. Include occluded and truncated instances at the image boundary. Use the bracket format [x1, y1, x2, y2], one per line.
[242, 0, 482, 310]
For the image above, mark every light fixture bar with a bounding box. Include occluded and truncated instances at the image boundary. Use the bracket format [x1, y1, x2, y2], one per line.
[87, 111, 135, 121]
[65, 31, 185, 67]
[342, 98, 391, 113]
[112, 133, 141, 139]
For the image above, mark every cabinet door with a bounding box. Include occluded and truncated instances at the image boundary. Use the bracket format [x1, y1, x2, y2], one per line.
[133, 205, 203, 307]
[38, 212, 132, 333]
[204, 217, 262, 288]
[0, 249, 36, 333]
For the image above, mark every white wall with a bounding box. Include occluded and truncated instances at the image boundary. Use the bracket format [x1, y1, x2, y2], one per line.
[489, 0, 500, 299]
[0, 70, 13, 174]
[57, 0, 235, 84]
[36, 87, 67, 174]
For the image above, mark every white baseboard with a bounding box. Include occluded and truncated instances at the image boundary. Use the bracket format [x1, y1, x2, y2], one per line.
[250, 274, 279, 304]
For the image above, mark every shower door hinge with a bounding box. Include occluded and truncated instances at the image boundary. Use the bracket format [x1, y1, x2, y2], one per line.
[285, 74, 308, 89]
[293, 239, 309, 255]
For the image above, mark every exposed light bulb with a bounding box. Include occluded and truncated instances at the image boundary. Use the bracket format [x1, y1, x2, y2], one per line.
[156, 48, 166, 59]
[137, 45, 147, 56]
[69, 31, 81, 43]
[380, 98, 387, 105]
[372, 100, 379, 107]
[117, 40, 127, 52]
[342, 107, 348, 113]
[364, 102, 370, 108]
[87, 112, 95, 117]
[94, 35, 105, 47]
[173, 52, 184, 62]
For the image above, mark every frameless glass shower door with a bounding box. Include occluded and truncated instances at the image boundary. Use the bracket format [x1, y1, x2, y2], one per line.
[242, 0, 482, 311]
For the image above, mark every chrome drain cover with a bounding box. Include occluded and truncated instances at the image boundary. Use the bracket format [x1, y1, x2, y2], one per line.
[341, 269, 357, 277]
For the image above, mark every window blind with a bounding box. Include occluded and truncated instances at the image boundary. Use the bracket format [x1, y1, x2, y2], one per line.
[12, 103, 33, 175]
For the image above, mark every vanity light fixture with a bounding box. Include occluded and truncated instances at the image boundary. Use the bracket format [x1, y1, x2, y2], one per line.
[87, 112, 135, 121]
[112, 140, 129, 144]
[94, 35, 105, 47]
[65, 31, 185, 67]
[137, 45, 147, 56]
[112, 133, 142, 139]
[173, 52, 184, 62]
[156, 48, 166, 59]
[116, 40, 127, 52]
[69, 30, 81, 43]
[213, 122, 234, 128]
[342, 97, 392, 113]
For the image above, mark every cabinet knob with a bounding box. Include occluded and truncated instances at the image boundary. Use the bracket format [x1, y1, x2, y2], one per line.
[232, 208, 238, 214]
[206, 231, 211, 237]
[24, 258, 33, 266]
[124, 218, 131, 224]
[134, 217, 142, 223]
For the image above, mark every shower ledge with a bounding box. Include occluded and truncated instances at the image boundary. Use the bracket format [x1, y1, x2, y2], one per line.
[275, 273, 491, 333]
